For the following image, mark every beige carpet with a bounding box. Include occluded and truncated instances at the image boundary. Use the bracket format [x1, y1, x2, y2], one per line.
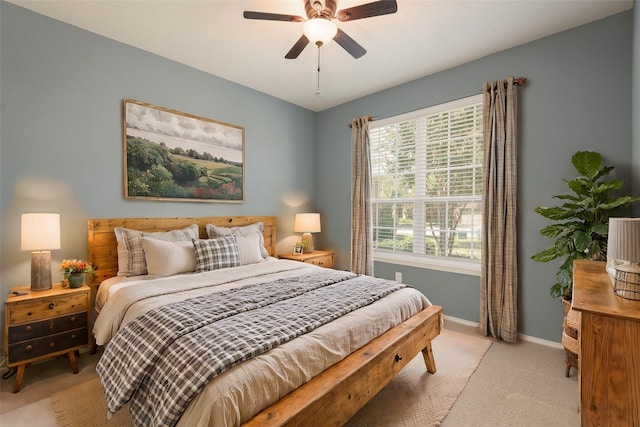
[51, 329, 491, 427]
[345, 329, 492, 427]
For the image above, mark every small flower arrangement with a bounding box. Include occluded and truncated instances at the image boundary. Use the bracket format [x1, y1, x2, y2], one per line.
[59, 259, 94, 275]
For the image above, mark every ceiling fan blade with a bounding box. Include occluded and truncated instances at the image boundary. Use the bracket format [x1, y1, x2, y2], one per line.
[285, 35, 310, 59]
[334, 29, 366, 59]
[243, 11, 304, 22]
[337, 0, 398, 22]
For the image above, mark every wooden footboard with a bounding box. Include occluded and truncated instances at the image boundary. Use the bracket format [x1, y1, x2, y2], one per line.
[243, 304, 443, 427]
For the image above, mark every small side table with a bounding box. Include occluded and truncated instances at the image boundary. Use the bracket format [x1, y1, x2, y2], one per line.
[278, 250, 335, 268]
[4, 283, 90, 392]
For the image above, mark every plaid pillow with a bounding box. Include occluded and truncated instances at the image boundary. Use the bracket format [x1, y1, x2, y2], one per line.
[193, 235, 240, 272]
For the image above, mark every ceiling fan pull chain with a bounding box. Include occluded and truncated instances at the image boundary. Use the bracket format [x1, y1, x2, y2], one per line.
[315, 45, 322, 97]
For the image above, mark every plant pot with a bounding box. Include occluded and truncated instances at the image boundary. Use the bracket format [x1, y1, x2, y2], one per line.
[561, 296, 581, 377]
[67, 273, 84, 288]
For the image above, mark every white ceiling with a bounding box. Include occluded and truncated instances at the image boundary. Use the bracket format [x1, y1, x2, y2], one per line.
[8, 0, 634, 112]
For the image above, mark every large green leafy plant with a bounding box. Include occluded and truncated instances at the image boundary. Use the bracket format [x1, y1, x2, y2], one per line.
[532, 151, 638, 298]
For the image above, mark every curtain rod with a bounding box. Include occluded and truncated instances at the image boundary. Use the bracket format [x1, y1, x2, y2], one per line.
[485, 76, 527, 90]
[348, 76, 527, 128]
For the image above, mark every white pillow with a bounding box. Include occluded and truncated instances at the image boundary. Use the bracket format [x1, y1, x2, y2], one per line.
[234, 233, 265, 265]
[206, 222, 268, 261]
[140, 238, 196, 277]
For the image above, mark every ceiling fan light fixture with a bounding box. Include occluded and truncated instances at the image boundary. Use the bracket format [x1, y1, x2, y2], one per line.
[303, 18, 337, 46]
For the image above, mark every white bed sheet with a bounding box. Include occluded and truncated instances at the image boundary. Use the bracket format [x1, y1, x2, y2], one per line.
[93, 259, 432, 427]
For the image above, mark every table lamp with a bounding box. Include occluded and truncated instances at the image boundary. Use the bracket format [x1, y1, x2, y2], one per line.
[21, 213, 61, 291]
[606, 217, 640, 300]
[294, 213, 321, 253]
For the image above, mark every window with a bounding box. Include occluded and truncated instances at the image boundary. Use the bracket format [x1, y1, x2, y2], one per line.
[370, 95, 483, 275]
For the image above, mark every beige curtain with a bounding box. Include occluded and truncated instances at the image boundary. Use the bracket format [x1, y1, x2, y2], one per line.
[351, 116, 373, 275]
[480, 77, 518, 343]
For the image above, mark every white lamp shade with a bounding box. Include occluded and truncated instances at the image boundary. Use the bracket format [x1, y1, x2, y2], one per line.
[303, 18, 337, 45]
[607, 218, 640, 263]
[294, 213, 321, 233]
[607, 217, 640, 299]
[606, 217, 640, 283]
[21, 213, 61, 251]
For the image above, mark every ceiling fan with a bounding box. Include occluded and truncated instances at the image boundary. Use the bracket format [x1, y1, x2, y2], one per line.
[243, 0, 398, 59]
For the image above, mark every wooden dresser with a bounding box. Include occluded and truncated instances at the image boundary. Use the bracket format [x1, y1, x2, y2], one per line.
[4, 283, 90, 392]
[278, 250, 335, 268]
[571, 260, 640, 426]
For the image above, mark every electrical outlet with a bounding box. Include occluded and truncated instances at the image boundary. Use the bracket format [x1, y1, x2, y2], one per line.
[395, 272, 402, 283]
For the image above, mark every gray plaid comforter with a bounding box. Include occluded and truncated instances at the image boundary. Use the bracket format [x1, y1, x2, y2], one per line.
[96, 268, 406, 427]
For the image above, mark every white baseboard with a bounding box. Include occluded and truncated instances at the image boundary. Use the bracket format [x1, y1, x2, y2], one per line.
[443, 314, 563, 350]
[443, 314, 478, 329]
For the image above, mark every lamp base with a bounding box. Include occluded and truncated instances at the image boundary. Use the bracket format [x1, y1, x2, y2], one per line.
[301, 232, 314, 253]
[31, 251, 52, 291]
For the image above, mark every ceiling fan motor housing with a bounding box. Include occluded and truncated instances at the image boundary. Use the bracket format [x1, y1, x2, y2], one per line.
[306, 0, 338, 19]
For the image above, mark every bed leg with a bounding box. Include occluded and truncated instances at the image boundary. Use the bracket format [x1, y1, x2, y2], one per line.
[422, 342, 436, 374]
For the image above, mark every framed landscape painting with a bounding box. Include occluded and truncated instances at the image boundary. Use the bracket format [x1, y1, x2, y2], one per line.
[123, 99, 244, 202]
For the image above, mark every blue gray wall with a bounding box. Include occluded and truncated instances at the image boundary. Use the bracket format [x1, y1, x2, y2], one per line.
[1, 3, 636, 343]
[0, 3, 316, 312]
[316, 11, 635, 342]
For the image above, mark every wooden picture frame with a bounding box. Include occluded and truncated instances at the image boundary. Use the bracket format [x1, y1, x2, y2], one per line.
[123, 99, 244, 203]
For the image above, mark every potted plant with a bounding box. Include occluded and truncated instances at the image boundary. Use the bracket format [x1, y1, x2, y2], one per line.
[60, 259, 94, 288]
[531, 151, 638, 298]
[531, 150, 638, 375]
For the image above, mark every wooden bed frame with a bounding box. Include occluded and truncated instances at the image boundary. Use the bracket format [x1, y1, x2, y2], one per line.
[87, 216, 442, 426]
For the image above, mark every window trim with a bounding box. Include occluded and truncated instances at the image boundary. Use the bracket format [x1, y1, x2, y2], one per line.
[373, 251, 481, 276]
[370, 94, 483, 276]
[373, 95, 482, 127]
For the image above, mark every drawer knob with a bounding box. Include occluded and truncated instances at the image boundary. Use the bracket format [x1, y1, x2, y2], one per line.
[25, 345, 32, 352]
[24, 325, 32, 333]
[49, 342, 55, 348]
[70, 316, 76, 322]
[71, 334, 76, 339]
[49, 303, 55, 310]
[394, 354, 403, 363]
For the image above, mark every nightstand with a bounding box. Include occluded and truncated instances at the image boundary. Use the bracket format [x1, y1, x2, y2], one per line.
[4, 283, 90, 393]
[278, 250, 335, 268]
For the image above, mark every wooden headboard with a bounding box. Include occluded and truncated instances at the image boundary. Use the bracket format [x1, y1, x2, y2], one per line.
[88, 216, 276, 283]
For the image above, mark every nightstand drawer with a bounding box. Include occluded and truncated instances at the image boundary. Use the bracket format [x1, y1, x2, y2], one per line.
[8, 312, 88, 342]
[278, 250, 335, 268]
[308, 255, 333, 267]
[8, 327, 89, 363]
[8, 293, 88, 323]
